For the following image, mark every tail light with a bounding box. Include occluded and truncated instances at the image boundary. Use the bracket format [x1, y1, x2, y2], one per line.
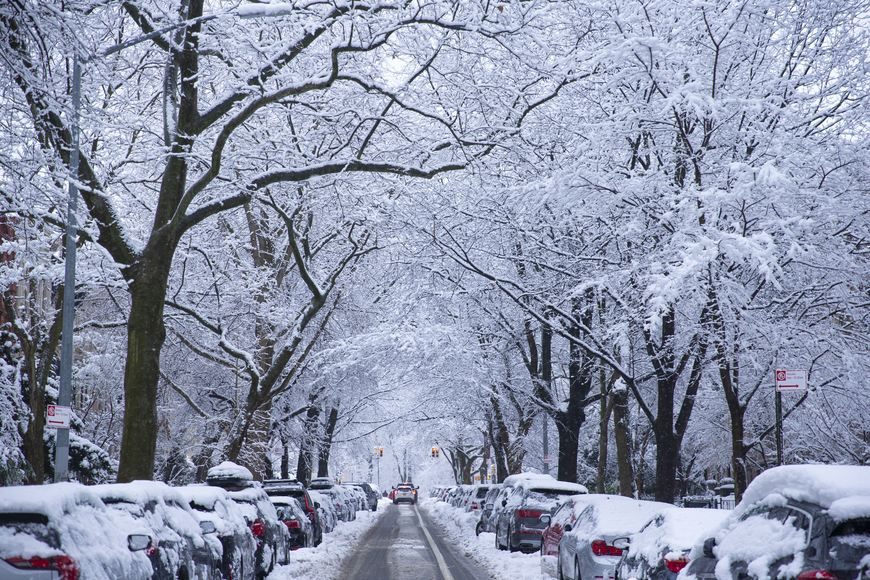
[665, 554, 689, 573]
[516, 509, 543, 519]
[146, 544, 158, 558]
[284, 519, 301, 529]
[591, 539, 623, 557]
[6, 555, 80, 580]
[797, 572, 838, 580]
[251, 519, 266, 538]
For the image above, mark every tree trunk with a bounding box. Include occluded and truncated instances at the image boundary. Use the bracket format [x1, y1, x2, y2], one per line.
[596, 368, 610, 493]
[612, 387, 635, 497]
[295, 405, 320, 485]
[317, 406, 339, 478]
[281, 439, 289, 479]
[117, 245, 174, 482]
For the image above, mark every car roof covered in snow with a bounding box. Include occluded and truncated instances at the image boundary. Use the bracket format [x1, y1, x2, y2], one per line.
[572, 494, 675, 536]
[90, 480, 186, 506]
[516, 478, 588, 494]
[207, 461, 253, 482]
[0, 482, 104, 520]
[175, 485, 231, 509]
[739, 465, 870, 512]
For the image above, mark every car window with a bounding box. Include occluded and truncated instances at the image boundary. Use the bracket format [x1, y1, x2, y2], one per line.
[551, 500, 575, 527]
[0, 514, 60, 548]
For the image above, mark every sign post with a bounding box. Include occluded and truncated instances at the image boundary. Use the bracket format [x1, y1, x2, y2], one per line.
[774, 369, 808, 466]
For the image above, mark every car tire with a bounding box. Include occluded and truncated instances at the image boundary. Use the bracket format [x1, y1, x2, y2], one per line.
[495, 526, 502, 550]
[574, 557, 582, 580]
[507, 526, 518, 552]
[475, 521, 483, 536]
[558, 553, 565, 580]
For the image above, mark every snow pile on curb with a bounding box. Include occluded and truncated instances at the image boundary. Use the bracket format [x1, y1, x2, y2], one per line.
[422, 499, 544, 580]
[267, 500, 388, 580]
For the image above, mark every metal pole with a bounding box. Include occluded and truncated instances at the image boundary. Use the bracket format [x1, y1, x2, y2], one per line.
[55, 54, 81, 483]
[775, 389, 783, 466]
[543, 414, 550, 475]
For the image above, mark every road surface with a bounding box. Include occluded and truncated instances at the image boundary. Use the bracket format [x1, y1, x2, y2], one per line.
[342, 503, 492, 580]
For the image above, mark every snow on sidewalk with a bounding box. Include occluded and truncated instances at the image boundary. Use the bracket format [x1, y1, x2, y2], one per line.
[422, 499, 545, 580]
[267, 500, 388, 580]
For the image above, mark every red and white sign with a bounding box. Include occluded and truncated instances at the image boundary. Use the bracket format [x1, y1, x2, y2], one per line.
[46, 405, 71, 429]
[775, 369, 807, 392]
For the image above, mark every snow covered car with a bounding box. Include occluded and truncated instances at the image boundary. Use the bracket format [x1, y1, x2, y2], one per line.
[393, 484, 417, 505]
[307, 490, 338, 534]
[615, 508, 729, 580]
[91, 481, 221, 580]
[206, 461, 289, 577]
[178, 485, 257, 580]
[346, 482, 380, 511]
[271, 496, 315, 549]
[0, 482, 154, 580]
[476, 485, 504, 535]
[555, 494, 674, 580]
[681, 464, 870, 580]
[495, 476, 588, 553]
[263, 479, 323, 545]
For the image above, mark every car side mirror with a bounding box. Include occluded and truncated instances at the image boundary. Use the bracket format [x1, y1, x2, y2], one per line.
[703, 537, 717, 558]
[539, 514, 552, 526]
[501, 499, 507, 507]
[128, 534, 152, 552]
[199, 521, 217, 535]
[314, 502, 321, 509]
[564, 523, 573, 533]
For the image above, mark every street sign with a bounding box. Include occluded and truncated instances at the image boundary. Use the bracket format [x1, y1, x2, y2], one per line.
[46, 405, 71, 429]
[775, 369, 807, 392]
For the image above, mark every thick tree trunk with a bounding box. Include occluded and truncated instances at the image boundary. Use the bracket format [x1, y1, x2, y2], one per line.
[596, 369, 610, 493]
[317, 407, 339, 478]
[117, 246, 174, 482]
[281, 440, 290, 479]
[489, 395, 511, 482]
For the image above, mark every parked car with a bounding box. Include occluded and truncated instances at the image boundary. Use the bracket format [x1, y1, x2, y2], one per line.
[271, 496, 315, 550]
[346, 482, 379, 511]
[179, 485, 257, 580]
[553, 494, 673, 580]
[496, 476, 588, 553]
[394, 484, 417, 505]
[476, 485, 504, 535]
[206, 461, 289, 578]
[262, 479, 323, 546]
[0, 482, 154, 580]
[683, 464, 870, 580]
[92, 481, 221, 580]
[614, 508, 729, 580]
[308, 490, 337, 534]
[465, 484, 493, 512]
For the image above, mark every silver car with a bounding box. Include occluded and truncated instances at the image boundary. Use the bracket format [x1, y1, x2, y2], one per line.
[394, 485, 417, 504]
[556, 495, 672, 580]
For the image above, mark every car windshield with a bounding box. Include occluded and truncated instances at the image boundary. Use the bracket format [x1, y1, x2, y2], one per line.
[103, 499, 146, 518]
[0, 514, 60, 548]
[830, 518, 870, 558]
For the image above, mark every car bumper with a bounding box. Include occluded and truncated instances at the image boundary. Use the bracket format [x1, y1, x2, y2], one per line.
[511, 528, 545, 551]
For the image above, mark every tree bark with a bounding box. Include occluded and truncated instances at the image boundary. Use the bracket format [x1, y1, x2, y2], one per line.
[612, 387, 635, 497]
[295, 405, 320, 485]
[317, 406, 339, 478]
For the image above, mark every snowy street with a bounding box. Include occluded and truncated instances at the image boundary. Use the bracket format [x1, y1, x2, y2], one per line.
[341, 503, 492, 580]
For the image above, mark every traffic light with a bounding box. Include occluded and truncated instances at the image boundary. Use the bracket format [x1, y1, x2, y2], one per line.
[431, 447, 439, 458]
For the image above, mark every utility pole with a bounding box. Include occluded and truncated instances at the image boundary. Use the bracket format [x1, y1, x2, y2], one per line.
[543, 414, 550, 475]
[54, 54, 81, 483]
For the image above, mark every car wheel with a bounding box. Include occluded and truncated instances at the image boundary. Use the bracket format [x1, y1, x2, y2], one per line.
[495, 526, 502, 550]
[475, 521, 483, 536]
[574, 557, 582, 580]
[558, 553, 565, 580]
[507, 526, 518, 552]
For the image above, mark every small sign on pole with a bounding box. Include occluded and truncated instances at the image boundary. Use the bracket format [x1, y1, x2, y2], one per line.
[46, 405, 72, 429]
[775, 369, 807, 392]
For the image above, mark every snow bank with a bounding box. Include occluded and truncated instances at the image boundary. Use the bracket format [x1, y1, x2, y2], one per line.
[423, 498, 543, 580]
[266, 499, 388, 580]
[738, 465, 870, 512]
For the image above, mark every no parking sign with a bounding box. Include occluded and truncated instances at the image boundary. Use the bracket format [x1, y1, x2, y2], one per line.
[775, 369, 807, 392]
